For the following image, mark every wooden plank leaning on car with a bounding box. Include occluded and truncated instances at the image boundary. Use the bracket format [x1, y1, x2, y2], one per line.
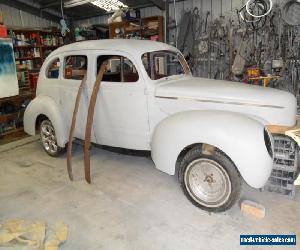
[67, 63, 106, 183]
[67, 74, 87, 181]
[84, 63, 107, 184]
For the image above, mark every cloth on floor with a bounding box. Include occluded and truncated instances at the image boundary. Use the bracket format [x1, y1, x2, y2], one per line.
[0, 219, 68, 250]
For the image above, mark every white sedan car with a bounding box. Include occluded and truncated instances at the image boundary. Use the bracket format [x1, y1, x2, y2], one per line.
[24, 39, 298, 212]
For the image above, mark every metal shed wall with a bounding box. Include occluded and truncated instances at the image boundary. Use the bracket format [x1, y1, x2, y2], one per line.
[73, 0, 282, 27]
[0, 4, 58, 28]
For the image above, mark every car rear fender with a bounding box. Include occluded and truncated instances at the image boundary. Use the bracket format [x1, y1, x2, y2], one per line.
[24, 95, 67, 147]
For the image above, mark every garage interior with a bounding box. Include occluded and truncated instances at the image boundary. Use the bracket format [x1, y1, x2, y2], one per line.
[0, 0, 300, 249]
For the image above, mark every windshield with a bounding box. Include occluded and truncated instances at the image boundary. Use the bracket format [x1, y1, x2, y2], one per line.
[142, 50, 191, 80]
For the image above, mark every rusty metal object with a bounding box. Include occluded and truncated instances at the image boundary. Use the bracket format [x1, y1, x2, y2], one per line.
[84, 63, 106, 184]
[66, 74, 87, 181]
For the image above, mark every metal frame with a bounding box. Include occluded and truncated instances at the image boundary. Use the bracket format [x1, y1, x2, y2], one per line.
[0, 0, 62, 23]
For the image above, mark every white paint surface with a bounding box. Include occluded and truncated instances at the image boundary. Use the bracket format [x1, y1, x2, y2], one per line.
[0, 74, 19, 98]
[24, 39, 297, 189]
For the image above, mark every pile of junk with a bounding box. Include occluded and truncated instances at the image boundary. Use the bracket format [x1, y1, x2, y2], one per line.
[175, 0, 300, 113]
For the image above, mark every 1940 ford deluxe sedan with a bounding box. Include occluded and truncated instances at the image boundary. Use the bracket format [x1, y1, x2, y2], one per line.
[24, 39, 298, 212]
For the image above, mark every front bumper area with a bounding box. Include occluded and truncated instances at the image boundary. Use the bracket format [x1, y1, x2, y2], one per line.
[285, 128, 300, 147]
[266, 116, 300, 147]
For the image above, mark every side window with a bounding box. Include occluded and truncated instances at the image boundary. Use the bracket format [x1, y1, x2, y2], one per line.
[97, 55, 138, 82]
[141, 51, 189, 80]
[123, 57, 138, 82]
[98, 55, 121, 82]
[153, 53, 184, 80]
[46, 58, 60, 79]
[64, 55, 87, 80]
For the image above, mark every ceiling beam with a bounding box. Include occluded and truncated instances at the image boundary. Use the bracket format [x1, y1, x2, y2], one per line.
[0, 0, 61, 23]
[73, 1, 164, 21]
[149, 0, 165, 10]
[40, 0, 61, 10]
[66, 0, 187, 21]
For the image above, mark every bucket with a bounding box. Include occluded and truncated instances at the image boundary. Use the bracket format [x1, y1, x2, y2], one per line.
[29, 73, 39, 92]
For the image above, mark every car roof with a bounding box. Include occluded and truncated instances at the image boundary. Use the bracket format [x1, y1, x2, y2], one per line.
[51, 39, 178, 56]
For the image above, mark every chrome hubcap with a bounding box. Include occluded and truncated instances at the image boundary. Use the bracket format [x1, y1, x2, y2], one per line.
[184, 158, 231, 207]
[40, 122, 58, 154]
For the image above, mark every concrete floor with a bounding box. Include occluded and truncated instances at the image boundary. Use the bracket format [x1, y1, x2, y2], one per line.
[0, 138, 299, 250]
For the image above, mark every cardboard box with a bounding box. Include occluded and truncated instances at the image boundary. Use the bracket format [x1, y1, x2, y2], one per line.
[241, 200, 265, 219]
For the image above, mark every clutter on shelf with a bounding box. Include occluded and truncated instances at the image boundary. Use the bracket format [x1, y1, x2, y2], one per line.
[109, 15, 164, 42]
[0, 26, 66, 140]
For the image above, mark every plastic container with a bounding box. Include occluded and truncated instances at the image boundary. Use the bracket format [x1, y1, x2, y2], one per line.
[29, 73, 39, 91]
[0, 25, 8, 38]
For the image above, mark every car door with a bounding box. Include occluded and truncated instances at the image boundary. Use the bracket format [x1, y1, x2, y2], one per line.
[90, 51, 150, 150]
[59, 51, 93, 141]
[42, 56, 62, 107]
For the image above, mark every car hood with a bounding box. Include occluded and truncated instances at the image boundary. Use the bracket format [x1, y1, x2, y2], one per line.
[154, 76, 297, 126]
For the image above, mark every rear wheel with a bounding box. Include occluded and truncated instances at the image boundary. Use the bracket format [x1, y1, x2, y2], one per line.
[40, 119, 64, 157]
[179, 147, 241, 212]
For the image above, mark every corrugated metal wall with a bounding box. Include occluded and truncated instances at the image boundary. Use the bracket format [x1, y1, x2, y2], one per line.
[0, 0, 281, 30]
[0, 4, 58, 28]
[74, 0, 281, 27]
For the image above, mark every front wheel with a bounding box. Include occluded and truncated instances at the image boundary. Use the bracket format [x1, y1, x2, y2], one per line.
[179, 147, 241, 212]
[40, 119, 65, 157]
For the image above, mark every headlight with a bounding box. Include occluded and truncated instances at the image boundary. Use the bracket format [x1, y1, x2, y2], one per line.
[264, 128, 274, 158]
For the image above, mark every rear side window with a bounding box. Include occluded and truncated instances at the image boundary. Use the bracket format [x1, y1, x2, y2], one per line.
[64, 55, 87, 80]
[46, 58, 60, 79]
[97, 55, 138, 82]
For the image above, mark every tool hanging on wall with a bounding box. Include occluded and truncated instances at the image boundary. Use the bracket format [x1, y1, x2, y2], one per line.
[239, 0, 272, 21]
[174, 1, 300, 111]
[281, 0, 300, 26]
[60, 0, 70, 36]
[238, 0, 271, 30]
[246, 0, 273, 18]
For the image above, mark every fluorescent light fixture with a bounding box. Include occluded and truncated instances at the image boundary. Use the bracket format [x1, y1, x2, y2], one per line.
[64, 0, 93, 8]
[64, 0, 128, 11]
[91, 0, 128, 11]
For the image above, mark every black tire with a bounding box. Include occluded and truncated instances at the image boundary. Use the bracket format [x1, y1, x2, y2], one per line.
[40, 119, 65, 157]
[178, 146, 241, 212]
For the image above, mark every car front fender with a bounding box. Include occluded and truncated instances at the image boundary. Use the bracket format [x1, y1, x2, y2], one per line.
[151, 110, 273, 188]
[24, 95, 67, 147]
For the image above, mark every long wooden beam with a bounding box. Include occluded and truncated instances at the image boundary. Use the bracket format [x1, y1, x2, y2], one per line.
[84, 63, 106, 183]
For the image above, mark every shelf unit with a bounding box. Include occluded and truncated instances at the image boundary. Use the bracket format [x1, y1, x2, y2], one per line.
[9, 28, 64, 72]
[0, 92, 33, 142]
[1, 29, 65, 143]
[109, 16, 164, 42]
[17, 67, 30, 92]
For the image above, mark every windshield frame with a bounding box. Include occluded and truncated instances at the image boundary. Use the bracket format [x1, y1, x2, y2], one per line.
[141, 50, 191, 81]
